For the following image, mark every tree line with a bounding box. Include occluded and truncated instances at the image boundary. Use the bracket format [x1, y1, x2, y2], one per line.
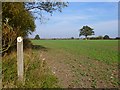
[79, 25, 118, 40]
[34, 25, 117, 40]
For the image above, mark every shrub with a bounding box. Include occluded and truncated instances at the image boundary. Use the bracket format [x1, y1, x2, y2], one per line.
[34, 34, 40, 40]
[97, 36, 103, 39]
[103, 35, 110, 39]
[115, 37, 120, 39]
[71, 37, 74, 39]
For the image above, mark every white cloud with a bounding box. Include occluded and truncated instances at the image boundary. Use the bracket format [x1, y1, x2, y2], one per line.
[29, 2, 118, 38]
[48, 14, 93, 26]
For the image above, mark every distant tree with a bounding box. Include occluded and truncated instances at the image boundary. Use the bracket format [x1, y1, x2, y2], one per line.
[71, 37, 74, 39]
[35, 34, 40, 40]
[98, 36, 103, 39]
[89, 36, 103, 40]
[103, 35, 110, 39]
[116, 37, 120, 39]
[79, 25, 94, 40]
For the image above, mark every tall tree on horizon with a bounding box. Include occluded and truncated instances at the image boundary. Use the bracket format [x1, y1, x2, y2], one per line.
[79, 25, 94, 40]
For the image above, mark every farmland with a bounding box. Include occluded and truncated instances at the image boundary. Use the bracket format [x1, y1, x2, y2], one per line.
[31, 40, 119, 88]
[2, 40, 119, 88]
[32, 40, 119, 64]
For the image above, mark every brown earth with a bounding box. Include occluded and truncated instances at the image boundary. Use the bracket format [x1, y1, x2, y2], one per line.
[39, 48, 119, 88]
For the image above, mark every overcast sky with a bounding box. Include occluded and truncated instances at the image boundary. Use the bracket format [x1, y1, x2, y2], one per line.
[29, 2, 118, 38]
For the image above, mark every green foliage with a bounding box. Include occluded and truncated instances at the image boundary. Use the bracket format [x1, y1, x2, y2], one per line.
[98, 36, 103, 39]
[103, 35, 110, 39]
[2, 2, 68, 53]
[34, 34, 40, 40]
[79, 25, 94, 39]
[71, 37, 74, 39]
[115, 37, 120, 39]
[88, 36, 103, 40]
[23, 38, 33, 49]
[2, 2, 35, 37]
[2, 2, 35, 53]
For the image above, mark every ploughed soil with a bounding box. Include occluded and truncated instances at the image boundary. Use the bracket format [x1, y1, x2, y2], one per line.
[39, 48, 119, 88]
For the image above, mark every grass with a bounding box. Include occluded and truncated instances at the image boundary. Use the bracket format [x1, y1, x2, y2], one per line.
[2, 49, 58, 88]
[31, 40, 119, 64]
[2, 40, 119, 88]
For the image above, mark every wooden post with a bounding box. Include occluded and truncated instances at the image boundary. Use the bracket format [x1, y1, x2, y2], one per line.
[17, 37, 23, 83]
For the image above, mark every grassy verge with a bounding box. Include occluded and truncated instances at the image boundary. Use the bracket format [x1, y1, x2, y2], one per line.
[2, 49, 58, 88]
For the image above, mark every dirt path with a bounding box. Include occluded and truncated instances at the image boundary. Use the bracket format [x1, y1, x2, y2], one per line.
[39, 48, 119, 88]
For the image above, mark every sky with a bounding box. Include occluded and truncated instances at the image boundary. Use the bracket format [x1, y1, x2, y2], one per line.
[29, 2, 118, 38]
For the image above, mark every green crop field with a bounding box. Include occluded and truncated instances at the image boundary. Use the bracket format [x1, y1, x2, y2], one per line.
[2, 40, 119, 88]
[31, 40, 119, 88]
[32, 40, 119, 64]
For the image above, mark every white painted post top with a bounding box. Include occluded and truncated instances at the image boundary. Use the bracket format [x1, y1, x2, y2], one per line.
[17, 37, 23, 42]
